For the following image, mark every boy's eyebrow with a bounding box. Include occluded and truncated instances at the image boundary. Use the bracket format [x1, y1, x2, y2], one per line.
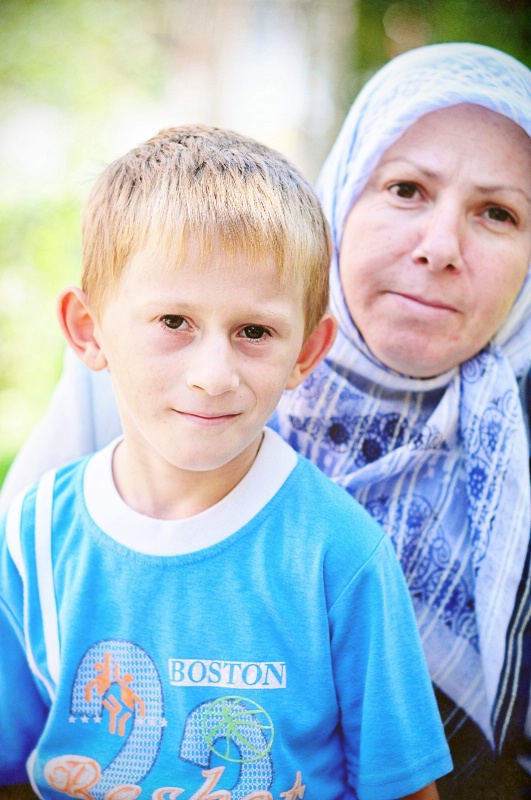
[143, 299, 297, 325]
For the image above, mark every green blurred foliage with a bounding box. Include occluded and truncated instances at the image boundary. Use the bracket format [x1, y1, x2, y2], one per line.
[0, 0, 167, 485]
[353, 0, 530, 95]
[0, 0, 163, 108]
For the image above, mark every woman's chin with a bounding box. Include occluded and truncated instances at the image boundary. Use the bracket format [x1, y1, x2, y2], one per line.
[367, 336, 464, 379]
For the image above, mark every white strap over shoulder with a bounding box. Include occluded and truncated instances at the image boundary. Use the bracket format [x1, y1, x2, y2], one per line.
[34, 469, 61, 689]
[5, 475, 59, 700]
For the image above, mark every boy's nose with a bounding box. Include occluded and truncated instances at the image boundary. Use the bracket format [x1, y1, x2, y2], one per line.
[186, 339, 240, 396]
[412, 200, 465, 272]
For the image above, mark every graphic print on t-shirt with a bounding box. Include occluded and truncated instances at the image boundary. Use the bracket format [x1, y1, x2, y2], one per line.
[42, 638, 305, 800]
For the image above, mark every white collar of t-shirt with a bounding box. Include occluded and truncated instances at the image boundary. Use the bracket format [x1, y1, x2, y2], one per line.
[83, 427, 297, 557]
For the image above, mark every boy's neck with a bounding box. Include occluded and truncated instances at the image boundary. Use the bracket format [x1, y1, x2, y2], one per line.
[111, 434, 264, 520]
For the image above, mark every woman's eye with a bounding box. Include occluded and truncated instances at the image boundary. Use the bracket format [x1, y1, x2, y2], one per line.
[240, 325, 271, 340]
[484, 206, 516, 225]
[390, 181, 420, 199]
[160, 315, 188, 330]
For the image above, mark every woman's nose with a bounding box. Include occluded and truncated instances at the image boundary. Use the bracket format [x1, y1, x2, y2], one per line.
[412, 200, 464, 272]
[186, 338, 240, 396]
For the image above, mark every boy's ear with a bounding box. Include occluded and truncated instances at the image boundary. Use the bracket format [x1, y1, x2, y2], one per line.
[56, 287, 108, 371]
[286, 313, 337, 390]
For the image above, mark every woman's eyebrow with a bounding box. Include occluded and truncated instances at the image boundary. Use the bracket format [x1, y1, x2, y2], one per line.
[475, 184, 531, 206]
[379, 158, 531, 205]
[377, 157, 439, 179]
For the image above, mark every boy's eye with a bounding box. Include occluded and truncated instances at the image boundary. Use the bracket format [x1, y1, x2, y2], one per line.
[484, 206, 516, 225]
[161, 315, 187, 330]
[389, 182, 420, 199]
[240, 325, 271, 340]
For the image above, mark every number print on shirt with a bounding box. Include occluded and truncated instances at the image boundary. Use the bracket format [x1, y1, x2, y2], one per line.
[43, 639, 305, 799]
[180, 696, 274, 798]
[63, 639, 165, 799]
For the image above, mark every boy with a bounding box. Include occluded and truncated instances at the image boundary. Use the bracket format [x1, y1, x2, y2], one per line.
[0, 126, 451, 798]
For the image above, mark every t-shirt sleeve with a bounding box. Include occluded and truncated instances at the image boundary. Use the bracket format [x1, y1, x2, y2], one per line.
[0, 511, 49, 783]
[329, 532, 453, 799]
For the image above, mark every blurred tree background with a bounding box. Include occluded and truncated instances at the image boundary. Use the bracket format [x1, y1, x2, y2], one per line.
[0, 0, 530, 489]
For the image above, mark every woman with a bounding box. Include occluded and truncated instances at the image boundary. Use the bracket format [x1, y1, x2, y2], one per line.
[1, 41, 531, 796]
[272, 42, 531, 796]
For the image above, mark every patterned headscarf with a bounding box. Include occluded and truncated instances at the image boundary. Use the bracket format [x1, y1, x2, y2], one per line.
[273, 43, 531, 750]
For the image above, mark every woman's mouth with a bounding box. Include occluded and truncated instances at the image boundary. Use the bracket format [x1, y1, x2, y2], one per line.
[393, 292, 457, 314]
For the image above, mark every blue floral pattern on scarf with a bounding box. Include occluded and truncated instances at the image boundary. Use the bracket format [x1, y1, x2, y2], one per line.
[278, 351, 528, 672]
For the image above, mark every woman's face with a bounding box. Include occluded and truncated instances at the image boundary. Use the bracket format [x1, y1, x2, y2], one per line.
[339, 103, 531, 377]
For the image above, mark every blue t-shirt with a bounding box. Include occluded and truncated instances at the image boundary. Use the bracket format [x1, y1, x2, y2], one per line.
[0, 429, 451, 798]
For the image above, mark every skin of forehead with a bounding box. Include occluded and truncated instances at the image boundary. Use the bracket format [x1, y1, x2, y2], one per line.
[380, 103, 531, 191]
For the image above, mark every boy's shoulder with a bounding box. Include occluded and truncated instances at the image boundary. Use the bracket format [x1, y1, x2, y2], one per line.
[3, 430, 389, 578]
[266, 428, 388, 558]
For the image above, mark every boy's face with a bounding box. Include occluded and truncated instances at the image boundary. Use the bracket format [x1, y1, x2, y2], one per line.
[91, 238, 313, 488]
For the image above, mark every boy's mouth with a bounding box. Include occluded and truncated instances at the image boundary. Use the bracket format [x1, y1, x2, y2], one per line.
[175, 410, 240, 425]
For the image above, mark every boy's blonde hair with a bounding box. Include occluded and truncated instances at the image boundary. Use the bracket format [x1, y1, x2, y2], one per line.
[82, 125, 332, 336]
